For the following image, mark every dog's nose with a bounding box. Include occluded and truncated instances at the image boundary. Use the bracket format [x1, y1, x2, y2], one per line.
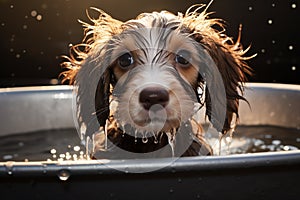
[139, 87, 169, 111]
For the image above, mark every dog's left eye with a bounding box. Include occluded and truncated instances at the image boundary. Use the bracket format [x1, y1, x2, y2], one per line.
[118, 52, 134, 68]
[175, 50, 191, 66]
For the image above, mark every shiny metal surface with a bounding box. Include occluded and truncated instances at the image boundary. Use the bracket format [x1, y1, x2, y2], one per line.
[0, 83, 299, 136]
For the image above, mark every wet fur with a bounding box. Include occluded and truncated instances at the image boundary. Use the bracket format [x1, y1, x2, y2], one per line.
[61, 4, 253, 158]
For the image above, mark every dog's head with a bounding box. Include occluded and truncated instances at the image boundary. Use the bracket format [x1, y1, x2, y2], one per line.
[62, 5, 253, 152]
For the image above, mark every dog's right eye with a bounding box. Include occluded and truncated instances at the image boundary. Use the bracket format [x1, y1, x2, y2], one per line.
[175, 50, 192, 66]
[118, 53, 134, 69]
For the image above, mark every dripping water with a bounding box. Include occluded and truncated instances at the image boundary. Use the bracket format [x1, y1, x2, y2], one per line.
[166, 128, 177, 157]
[57, 169, 71, 181]
[142, 132, 148, 143]
[153, 132, 159, 144]
[134, 130, 138, 143]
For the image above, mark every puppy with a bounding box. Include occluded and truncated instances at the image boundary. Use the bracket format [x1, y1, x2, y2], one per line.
[61, 4, 253, 159]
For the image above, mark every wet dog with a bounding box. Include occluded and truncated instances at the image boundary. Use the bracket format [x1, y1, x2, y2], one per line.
[62, 4, 253, 159]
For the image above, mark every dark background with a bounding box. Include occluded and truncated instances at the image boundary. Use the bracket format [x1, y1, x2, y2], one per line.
[0, 0, 299, 87]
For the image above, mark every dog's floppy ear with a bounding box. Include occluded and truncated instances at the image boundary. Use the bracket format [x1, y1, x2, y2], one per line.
[61, 8, 123, 133]
[199, 30, 252, 135]
[181, 7, 253, 135]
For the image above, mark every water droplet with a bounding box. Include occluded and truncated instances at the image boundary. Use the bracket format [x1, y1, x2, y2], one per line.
[142, 134, 148, 143]
[10, 5, 14, 9]
[296, 138, 300, 143]
[16, 54, 21, 59]
[36, 15, 43, 21]
[124, 167, 129, 173]
[254, 139, 264, 147]
[3, 155, 13, 160]
[291, 66, 296, 71]
[291, 3, 297, 9]
[58, 170, 71, 181]
[73, 146, 80, 151]
[169, 188, 174, 193]
[272, 40, 276, 44]
[271, 3, 275, 7]
[73, 154, 78, 160]
[261, 49, 266, 53]
[288, 45, 294, 50]
[65, 153, 72, 160]
[31, 10, 37, 17]
[248, 6, 253, 11]
[283, 146, 290, 151]
[23, 25, 28, 30]
[272, 140, 281, 146]
[5, 161, 14, 175]
[267, 19, 273, 25]
[50, 148, 57, 154]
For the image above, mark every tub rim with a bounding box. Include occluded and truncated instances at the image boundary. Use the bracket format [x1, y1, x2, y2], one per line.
[0, 150, 300, 177]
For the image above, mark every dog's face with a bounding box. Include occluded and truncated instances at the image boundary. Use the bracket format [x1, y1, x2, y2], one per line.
[110, 25, 201, 133]
[62, 6, 253, 156]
